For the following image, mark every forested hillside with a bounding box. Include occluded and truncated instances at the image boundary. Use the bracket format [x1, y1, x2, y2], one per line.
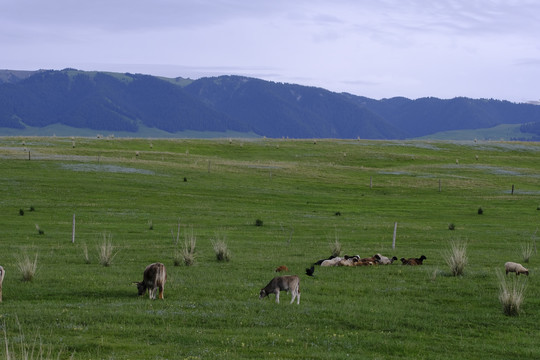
[1, 69, 539, 139]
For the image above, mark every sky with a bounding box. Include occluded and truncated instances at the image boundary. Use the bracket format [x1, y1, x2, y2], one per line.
[2, 0, 540, 103]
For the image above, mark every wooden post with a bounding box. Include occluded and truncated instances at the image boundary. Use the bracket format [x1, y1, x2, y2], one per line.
[511, 184, 514, 195]
[392, 222, 398, 250]
[72, 214, 76, 243]
[28, 151, 31, 160]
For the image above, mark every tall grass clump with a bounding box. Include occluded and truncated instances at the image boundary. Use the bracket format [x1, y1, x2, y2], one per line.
[2, 320, 73, 360]
[181, 227, 197, 266]
[82, 242, 91, 264]
[97, 232, 117, 267]
[444, 240, 468, 276]
[497, 270, 527, 316]
[520, 242, 534, 263]
[16, 253, 38, 282]
[173, 247, 182, 267]
[329, 231, 342, 257]
[211, 233, 231, 262]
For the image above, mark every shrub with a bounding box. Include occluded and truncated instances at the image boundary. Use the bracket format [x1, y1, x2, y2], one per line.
[29, 206, 35, 212]
[173, 248, 182, 267]
[497, 270, 526, 316]
[212, 235, 231, 262]
[444, 240, 468, 276]
[255, 219, 263, 227]
[19, 209, 24, 216]
[181, 227, 197, 266]
[82, 243, 91, 264]
[2, 320, 74, 360]
[448, 223, 456, 230]
[329, 232, 342, 257]
[97, 233, 117, 267]
[477, 207, 483, 215]
[148, 220, 153, 230]
[16, 253, 38, 282]
[520, 242, 534, 263]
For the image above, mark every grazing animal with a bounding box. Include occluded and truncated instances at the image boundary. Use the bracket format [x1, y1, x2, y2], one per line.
[400, 255, 427, 266]
[376, 254, 398, 265]
[338, 258, 357, 266]
[259, 275, 300, 304]
[0, 266, 4, 302]
[314, 255, 336, 265]
[321, 257, 342, 267]
[305, 265, 315, 277]
[353, 254, 380, 266]
[505, 262, 529, 276]
[134, 263, 167, 300]
[360, 254, 381, 263]
[275, 265, 289, 272]
[355, 259, 376, 266]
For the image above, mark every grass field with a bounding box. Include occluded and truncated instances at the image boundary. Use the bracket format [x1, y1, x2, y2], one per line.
[0, 136, 539, 359]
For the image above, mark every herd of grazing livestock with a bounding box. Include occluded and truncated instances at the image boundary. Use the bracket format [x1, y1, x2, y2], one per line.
[0, 254, 529, 304]
[259, 253, 531, 305]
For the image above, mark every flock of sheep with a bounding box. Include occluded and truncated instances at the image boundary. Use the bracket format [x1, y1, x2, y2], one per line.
[258, 253, 427, 304]
[257, 254, 530, 305]
[0, 256, 528, 305]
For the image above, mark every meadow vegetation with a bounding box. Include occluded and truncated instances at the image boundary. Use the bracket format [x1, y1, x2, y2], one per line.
[0, 137, 539, 359]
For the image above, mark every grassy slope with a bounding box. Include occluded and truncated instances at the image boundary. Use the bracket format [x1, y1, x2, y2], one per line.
[0, 123, 534, 141]
[0, 124, 260, 139]
[0, 137, 539, 359]
[414, 123, 535, 141]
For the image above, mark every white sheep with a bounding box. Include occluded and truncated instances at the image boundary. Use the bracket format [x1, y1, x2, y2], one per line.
[505, 262, 529, 276]
[337, 258, 356, 266]
[320, 257, 342, 267]
[376, 254, 398, 265]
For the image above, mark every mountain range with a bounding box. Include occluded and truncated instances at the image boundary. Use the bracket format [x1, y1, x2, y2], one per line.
[1, 68, 539, 140]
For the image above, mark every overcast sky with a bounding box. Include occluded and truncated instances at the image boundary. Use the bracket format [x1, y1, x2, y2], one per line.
[2, 0, 540, 102]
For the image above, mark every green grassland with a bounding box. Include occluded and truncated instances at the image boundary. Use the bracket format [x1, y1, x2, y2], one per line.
[416, 123, 534, 141]
[0, 137, 539, 359]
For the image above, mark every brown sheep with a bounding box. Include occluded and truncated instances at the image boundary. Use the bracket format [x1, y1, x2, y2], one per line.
[354, 254, 380, 266]
[401, 255, 427, 266]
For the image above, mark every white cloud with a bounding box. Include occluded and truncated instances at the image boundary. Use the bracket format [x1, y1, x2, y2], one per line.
[1, 0, 540, 102]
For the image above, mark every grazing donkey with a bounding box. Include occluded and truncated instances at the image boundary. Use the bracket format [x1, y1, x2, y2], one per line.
[0, 266, 4, 302]
[259, 275, 300, 304]
[134, 263, 167, 300]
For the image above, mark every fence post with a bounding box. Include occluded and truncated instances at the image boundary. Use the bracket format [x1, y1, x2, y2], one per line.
[72, 214, 76, 243]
